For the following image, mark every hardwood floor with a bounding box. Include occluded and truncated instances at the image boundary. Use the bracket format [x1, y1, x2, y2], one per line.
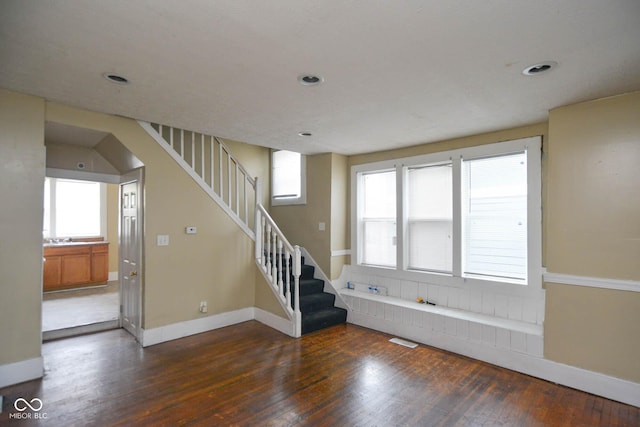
[1, 321, 638, 426]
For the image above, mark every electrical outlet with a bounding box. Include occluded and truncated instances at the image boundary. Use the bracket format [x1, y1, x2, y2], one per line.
[199, 301, 208, 313]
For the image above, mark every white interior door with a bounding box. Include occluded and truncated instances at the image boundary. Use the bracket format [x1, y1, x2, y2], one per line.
[120, 171, 143, 340]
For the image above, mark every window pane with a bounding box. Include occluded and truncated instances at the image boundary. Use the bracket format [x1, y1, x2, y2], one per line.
[272, 150, 301, 198]
[361, 170, 396, 267]
[363, 220, 396, 267]
[362, 171, 396, 218]
[463, 153, 527, 280]
[407, 164, 452, 272]
[55, 179, 101, 237]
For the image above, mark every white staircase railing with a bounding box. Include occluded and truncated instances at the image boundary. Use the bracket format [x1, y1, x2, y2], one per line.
[138, 121, 257, 239]
[255, 204, 302, 337]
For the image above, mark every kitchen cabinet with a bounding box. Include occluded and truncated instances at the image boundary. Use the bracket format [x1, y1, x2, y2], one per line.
[43, 242, 109, 291]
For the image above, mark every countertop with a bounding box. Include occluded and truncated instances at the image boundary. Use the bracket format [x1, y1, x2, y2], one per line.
[43, 241, 109, 248]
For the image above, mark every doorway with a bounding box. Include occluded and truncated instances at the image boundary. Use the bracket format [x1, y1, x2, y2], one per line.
[42, 122, 144, 342]
[42, 178, 121, 340]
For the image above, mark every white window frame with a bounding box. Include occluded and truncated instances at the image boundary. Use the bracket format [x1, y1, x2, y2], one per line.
[43, 177, 107, 239]
[357, 168, 397, 268]
[351, 137, 542, 290]
[271, 150, 307, 206]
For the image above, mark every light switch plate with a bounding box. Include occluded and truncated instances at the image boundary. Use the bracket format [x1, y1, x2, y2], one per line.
[318, 222, 325, 231]
[157, 234, 169, 246]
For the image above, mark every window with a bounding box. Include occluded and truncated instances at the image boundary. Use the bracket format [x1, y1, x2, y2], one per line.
[360, 170, 396, 267]
[463, 153, 527, 280]
[271, 150, 306, 206]
[407, 163, 453, 273]
[43, 178, 105, 239]
[352, 137, 541, 286]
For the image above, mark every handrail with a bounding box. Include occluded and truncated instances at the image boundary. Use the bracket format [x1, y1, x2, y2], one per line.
[255, 203, 302, 337]
[138, 120, 256, 239]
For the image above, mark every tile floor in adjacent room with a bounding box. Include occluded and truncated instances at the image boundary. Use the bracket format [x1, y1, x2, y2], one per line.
[42, 281, 119, 334]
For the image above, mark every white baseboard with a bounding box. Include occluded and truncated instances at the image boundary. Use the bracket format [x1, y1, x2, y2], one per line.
[348, 313, 640, 408]
[254, 308, 294, 336]
[141, 307, 254, 347]
[108, 271, 118, 282]
[0, 357, 44, 389]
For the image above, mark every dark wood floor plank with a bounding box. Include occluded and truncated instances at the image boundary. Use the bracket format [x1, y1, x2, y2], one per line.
[1, 321, 638, 426]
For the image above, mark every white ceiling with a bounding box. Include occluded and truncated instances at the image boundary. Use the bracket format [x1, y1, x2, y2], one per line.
[1, 1, 639, 155]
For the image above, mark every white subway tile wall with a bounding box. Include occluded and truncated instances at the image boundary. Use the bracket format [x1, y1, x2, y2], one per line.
[339, 265, 546, 359]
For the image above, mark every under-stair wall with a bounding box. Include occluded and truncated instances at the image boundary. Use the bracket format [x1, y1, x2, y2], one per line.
[138, 121, 258, 239]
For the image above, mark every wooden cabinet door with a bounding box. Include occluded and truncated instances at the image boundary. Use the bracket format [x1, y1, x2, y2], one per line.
[91, 244, 109, 283]
[43, 256, 62, 291]
[61, 253, 92, 285]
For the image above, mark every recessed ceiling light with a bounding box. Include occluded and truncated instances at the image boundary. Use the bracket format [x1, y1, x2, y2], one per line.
[522, 61, 557, 76]
[298, 74, 323, 85]
[103, 73, 130, 84]
[298, 132, 312, 137]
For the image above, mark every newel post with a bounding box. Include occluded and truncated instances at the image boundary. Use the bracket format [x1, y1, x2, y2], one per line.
[254, 177, 262, 260]
[293, 245, 302, 337]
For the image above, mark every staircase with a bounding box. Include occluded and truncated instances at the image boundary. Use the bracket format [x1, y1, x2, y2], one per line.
[139, 120, 347, 337]
[296, 257, 347, 334]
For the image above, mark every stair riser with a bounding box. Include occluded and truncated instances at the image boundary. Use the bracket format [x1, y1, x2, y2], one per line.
[298, 293, 336, 313]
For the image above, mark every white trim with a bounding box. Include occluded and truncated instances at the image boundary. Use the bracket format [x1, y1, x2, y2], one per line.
[108, 271, 118, 281]
[0, 357, 44, 388]
[254, 308, 294, 336]
[46, 167, 121, 184]
[346, 312, 640, 407]
[331, 249, 352, 257]
[270, 150, 307, 207]
[543, 270, 640, 293]
[140, 308, 254, 347]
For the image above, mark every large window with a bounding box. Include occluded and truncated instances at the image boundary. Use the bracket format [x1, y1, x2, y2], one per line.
[271, 150, 306, 206]
[43, 178, 105, 239]
[352, 137, 541, 286]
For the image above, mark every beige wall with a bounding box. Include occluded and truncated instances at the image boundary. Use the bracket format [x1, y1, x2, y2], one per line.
[270, 153, 351, 280]
[544, 92, 640, 381]
[330, 154, 349, 279]
[0, 88, 45, 366]
[45, 102, 271, 329]
[349, 123, 548, 166]
[545, 92, 640, 279]
[45, 142, 120, 175]
[545, 283, 640, 382]
[271, 153, 333, 275]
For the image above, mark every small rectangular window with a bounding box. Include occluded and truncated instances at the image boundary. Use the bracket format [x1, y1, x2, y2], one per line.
[407, 163, 453, 272]
[360, 170, 396, 267]
[271, 150, 306, 206]
[462, 153, 527, 280]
